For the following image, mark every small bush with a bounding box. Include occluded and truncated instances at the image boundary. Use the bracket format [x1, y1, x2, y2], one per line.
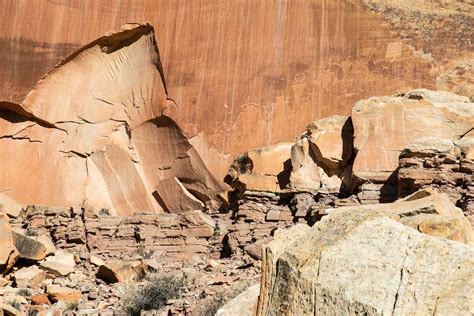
[66, 302, 79, 311]
[16, 288, 33, 297]
[120, 274, 184, 315]
[136, 243, 152, 259]
[198, 291, 227, 316]
[99, 208, 110, 216]
[25, 227, 38, 237]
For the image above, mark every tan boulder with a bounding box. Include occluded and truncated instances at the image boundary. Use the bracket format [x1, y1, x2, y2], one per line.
[352, 89, 473, 183]
[47, 285, 81, 303]
[35, 235, 56, 256]
[455, 129, 474, 160]
[227, 143, 292, 193]
[96, 260, 147, 283]
[306, 115, 353, 170]
[89, 255, 104, 267]
[12, 232, 47, 261]
[257, 205, 474, 315]
[0, 213, 19, 274]
[13, 265, 45, 288]
[289, 138, 321, 193]
[216, 284, 260, 316]
[326, 188, 473, 245]
[0, 194, 24, 218]
[180, 210, 215, 238]
[40, 251, 75, 276]
[153, 177, 204, 213]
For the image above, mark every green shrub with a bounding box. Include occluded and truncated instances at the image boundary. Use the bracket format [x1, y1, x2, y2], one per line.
[25, 227, 38, 237]
[119, 274, 184, 315]
[99, 208, 110, 216]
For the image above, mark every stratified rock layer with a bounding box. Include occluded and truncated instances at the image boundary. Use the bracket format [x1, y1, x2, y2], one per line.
[257, 207, 474, 315]
[0, 24, 224, 215]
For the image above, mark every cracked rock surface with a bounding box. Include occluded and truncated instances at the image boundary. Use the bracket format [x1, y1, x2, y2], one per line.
[257, 206, 474, 316]
[0, 24, 225, 215]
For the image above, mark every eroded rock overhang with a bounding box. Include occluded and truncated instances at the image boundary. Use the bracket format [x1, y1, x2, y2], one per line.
[0, 23, 226, 215]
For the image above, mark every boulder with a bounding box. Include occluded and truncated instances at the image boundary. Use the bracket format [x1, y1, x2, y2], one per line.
[289, 115, 353, 194]
[40, 251, 75, 276]
[0, 194, 24, 218]
[89, 255, 104, 267]
[289, 138, 321, 193]
[35, 235, 56, 256]
[47, 285, 81, 303]
[455, 129, 474, 160]
[153, 177, 204, 213]
[227, 143, 292, 193]
[0, 213, 19, 274]
[257, 206, 474, 315]
[306, 115, 353, 171]
[31, 293, 51, 306]
[180, 210, 215, 238]
[216, 284, 260, 316]
[96, 260, 147, 283]
[13, 265, 45, 288]
[326, 188, 473, 245]
[352, 89, 473, 184]
[12, 232, 47, 261]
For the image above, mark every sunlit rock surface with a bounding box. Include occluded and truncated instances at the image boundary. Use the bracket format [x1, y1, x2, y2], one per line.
[0, 24, 225, 215]
[1, 0, 472, 177]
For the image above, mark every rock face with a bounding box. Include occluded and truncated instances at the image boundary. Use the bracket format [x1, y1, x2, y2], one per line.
[1, 1, 472, 178]
[257, 205, 474, 315]
[0, 213, 19, 274]
[352, 89, 473, 185]
[0, 24, 225, 215]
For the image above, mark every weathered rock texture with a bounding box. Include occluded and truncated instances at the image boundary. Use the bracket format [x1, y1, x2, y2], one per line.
[1, 1, 472, 178]
[257, 207, 474, 315]
[352, 89, 473, 185]
[0, 24, 225, 215]
[0, 212, 19, 274]
[326, 188, 473, 245]
[9, 205, 220, 261]
[398, 136, 474, 225]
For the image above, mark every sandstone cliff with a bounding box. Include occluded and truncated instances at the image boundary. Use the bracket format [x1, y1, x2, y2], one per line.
[1, 0, 472, 177]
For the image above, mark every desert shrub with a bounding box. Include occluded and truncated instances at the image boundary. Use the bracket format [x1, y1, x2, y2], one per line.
[99, 208, 110, 216]
[136, 243, 152, 259]
[25, 227, 38, 237]
[119, 274, 184, 315]
[198, 290, 227, 316]
[16, 288, 33, 297]
[66, 302, 79, 311]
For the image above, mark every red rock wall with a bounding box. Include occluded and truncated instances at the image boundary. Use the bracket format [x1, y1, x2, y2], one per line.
[1, 0, 472, 178]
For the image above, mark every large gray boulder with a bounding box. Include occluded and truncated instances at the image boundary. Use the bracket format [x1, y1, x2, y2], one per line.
[257, 207, 474, 315]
